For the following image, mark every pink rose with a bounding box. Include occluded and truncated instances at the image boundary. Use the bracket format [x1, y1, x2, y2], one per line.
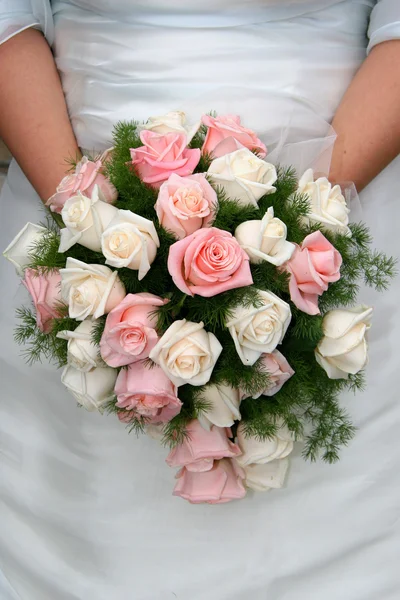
[155, 173, 217, 239]
[114, 362, 182, 424]
[117, 410, 136, 424]
[130, 131, 200, 188]
[23, 268, 62, 333]
[285, 231, 342, 315]
[166, 419, 241, 472]
[249, 350, 295, 398]
[168, 227, 253, 297]
[100, 293, 167, 368]
[46, 157, 117, 213]
[173, 458, 246, 504]
[201, 114, 267, 159]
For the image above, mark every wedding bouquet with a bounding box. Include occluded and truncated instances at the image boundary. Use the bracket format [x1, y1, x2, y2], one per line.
[3, 112, 395, 504]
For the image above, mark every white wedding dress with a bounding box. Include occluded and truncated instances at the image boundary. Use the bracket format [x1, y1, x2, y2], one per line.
[1, 1, 400, 599]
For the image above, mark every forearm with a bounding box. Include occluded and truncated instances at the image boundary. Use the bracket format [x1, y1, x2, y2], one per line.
[329, 40, 400, 191]
[0, 28, 80, 202]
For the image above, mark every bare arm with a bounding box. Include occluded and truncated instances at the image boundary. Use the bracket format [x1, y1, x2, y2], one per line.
[0, 28, 80, 202]
[329, 40, 400, 191]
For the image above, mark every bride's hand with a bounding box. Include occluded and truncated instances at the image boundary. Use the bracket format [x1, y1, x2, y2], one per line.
[329, 40, 400, 191]
[0, 28, 80, 202]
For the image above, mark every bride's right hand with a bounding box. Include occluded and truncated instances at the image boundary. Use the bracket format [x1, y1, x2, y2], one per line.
[0, 28, 81, 202]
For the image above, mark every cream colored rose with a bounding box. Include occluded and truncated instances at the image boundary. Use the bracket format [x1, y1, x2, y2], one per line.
[226, 289, 291, 366]
[59, 186, 118, 253]
[142, 111, 199, 142]
[235, 207, 295, 266]
[101, 210, 159, 280]
[3, 222, 47, 276]
[208, 148, 277, 208]
[197, 384, 241, 430]
[315, 306, 373, 379]
[297, 169, 351, 236]
[60, 257, 126, 321]
[57, 319, 104, 372]
[236, 421, 294, 467]
[243, 459, 290, 492]
[61, 365, 117, 412]
[149, 319, 223, 387]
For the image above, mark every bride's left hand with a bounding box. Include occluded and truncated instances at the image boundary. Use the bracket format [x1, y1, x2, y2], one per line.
[329, 40, 400, 191]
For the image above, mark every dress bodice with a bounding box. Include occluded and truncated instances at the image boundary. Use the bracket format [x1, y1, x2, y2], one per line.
[55, 0, 353, 23]
[50, 0, 373, 151]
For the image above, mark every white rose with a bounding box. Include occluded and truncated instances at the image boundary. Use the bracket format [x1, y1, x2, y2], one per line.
[61, 365, 117, 412]
[197, 384, 241, 430]
[297, 168, 351, 236]
[208, 148, 277, 207]
[59, 185, 118, 253]
[57, 319, 104, 372]
[315, 306, 373, 379]
[3, 222, 47, 276]
[226, 289, 291, 366]
[243, 459, 290, 492]
[236, 421, 294, 467]
[235, 207, 295, 266]
[60, 257, 126, 321]
[142, 111, 199, 142]
[149, 319, 222, 387]
[101, 210, 160, 280]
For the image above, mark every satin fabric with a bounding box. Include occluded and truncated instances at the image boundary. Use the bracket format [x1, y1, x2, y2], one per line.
[1, 1, 400, 599]
[3, 1, 400, 51]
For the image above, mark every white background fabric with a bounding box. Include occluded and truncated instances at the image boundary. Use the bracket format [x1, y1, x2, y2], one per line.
[0, 1, 400, 599]
[3, 0, 400, 51]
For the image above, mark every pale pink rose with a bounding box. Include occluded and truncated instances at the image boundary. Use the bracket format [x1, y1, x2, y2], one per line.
[130, 131, 200, 188]
[285, 231, 342, 315]
[117, 410, 136, 424]
[166, 420, 241, 472]
[155, 173, 217, 239]
[173, 458, 246, 504]
[249, 350, 295, 398]
[100, 293, 167, 368]
[23, 268, 62, 333]
[202, 114, 267, 159]
[46, 157, 118, 213]
[114, 362, 182, 424]
[168, 227, 253, 297]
